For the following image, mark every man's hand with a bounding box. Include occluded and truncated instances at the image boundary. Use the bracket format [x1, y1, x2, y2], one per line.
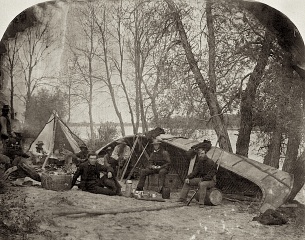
[185, 178, 190, 184]
[107, 172, 113, 178]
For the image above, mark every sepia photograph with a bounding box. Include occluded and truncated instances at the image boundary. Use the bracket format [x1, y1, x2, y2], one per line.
[0, 0, 305, 239]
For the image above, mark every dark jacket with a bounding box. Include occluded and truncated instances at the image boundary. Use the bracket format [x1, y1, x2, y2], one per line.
[71, 161, 114, 187]
[187, 154, 217, 181]
[149, 149, 171, 170]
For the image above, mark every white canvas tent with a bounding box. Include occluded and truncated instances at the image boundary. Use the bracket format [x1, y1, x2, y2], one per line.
[28, 111, 82, 156]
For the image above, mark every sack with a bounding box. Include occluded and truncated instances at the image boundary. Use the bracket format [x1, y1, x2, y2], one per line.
[252, 209, 288, 225]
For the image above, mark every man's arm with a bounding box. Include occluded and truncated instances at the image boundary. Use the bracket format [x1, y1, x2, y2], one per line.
[187, 156, 202, 179]
[123, 146, 131, 160]
[97, 163, 114, 175]
[160, 150, 171, 169]
[202, 158, 217, 181]
[111, 146, 119, 160]
[71, 165, 83, 187]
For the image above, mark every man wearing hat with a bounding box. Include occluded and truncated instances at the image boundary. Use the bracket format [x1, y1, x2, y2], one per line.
[177, 140, 217, 208]
[135, 138, 171, 194]
[35, 141, 47, 155]
[103, 146, 113, 167]
[109, 139, 131, 177]
[73, 143, 89, 167]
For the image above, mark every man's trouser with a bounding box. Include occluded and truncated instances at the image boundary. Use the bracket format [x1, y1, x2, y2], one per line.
[83, 178, 117, 196]
[136, 168, 168, 191]
[179, 178, 216, 205]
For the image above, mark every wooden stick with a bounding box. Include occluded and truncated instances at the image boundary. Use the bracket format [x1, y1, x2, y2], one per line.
[120, 135, 139, 181]
[186, 188, 198, 206]
[126, 142, 149, 181]
[53, 203, 183, 217]
[135, 197, 165, 202]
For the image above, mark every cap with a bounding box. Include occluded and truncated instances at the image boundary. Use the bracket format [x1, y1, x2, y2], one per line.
[191, 140, 212, 152]
[116, 139, 126, 144]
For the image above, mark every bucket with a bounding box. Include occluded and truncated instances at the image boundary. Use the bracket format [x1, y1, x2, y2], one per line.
[125, 180, 133, 197]
[161, 187, 170, 199]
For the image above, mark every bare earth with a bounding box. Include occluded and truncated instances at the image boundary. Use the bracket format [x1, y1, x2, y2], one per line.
[1, 179, 305, 240]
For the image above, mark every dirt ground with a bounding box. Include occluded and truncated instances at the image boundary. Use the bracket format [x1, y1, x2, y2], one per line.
[1, 179, 305, 240]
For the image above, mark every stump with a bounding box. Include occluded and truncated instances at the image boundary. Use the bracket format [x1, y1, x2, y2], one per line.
[195, 188, 222, 206]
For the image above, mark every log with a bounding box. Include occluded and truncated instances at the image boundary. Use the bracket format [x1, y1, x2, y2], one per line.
[195, 188, 223, 206]
[53, 203, 183, 217]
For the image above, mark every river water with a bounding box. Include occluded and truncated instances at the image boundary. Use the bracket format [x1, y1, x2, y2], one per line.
[69, 125, 266, 162]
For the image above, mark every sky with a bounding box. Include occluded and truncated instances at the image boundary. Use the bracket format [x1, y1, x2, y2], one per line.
[1, 0, 305, 40]
[1, 0, 305, 123]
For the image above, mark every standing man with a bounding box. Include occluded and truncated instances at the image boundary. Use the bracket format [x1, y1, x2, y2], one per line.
[135, 138, 171, 194]
[0, 105, 15, 156]
[109, 139, 131, 177]
[177, 140, 217, 208]
[71, 152, 121, 196]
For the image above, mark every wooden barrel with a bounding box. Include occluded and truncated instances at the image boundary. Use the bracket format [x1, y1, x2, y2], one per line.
[195, 188, 222, 206]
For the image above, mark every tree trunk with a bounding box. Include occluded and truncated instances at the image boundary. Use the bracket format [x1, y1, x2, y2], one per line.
[236, 32, 272, 157]
[282, 91, 302, 172]
[10, 72, 14, 119]
[281, 56, 303, 173]
[166, 0, 232, 152]
[286, 151, 305, 201]
[263, 115, 282, 168]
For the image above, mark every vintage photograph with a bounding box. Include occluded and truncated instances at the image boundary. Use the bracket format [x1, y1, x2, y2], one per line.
[0, 0, 305, 239]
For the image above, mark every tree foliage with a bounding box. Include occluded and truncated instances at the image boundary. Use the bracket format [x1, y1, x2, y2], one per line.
[24, 88, 67, 136]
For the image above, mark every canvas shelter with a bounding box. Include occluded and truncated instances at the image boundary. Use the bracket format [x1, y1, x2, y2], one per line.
[96, 131, 294, 213]
[28, 111, 83, 156]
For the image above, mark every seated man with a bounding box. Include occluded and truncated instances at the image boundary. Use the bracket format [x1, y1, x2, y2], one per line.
[177, 140, 217, 208]
[109, 139, 131, 177]
[8, 155, 41, 182]
[71, 152, 121, 196]
[73, 143, 89, 166]
[103, 146, 113, 167]
[35, 141, 47, 155]
[135, 138, 171, 194]
[32, 141, 47, 165]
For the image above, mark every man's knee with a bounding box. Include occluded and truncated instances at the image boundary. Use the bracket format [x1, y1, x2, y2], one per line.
[199, 180, 215, 189]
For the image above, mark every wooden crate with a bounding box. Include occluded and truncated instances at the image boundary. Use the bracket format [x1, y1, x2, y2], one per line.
[145, 174, 180, 192]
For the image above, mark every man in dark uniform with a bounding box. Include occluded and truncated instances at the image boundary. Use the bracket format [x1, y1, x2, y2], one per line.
[177, 140, 217, 208]
[135, 138, 171, 194]
[71, 152, 121, 196]
[0, 105, 16, 157]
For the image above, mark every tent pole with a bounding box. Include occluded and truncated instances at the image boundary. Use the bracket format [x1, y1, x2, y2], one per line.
[119, 135, 139, 182]
[126, 142, 149, 181]
[42, 113, 57, 170]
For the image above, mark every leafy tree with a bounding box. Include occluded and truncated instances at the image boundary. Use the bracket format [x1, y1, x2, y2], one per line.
[24, 88, 67, 136]
[18, 11, 56, 128]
